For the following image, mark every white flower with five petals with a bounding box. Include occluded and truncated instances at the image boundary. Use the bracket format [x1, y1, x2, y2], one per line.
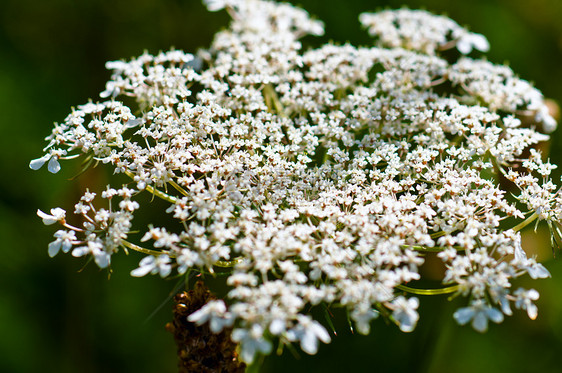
[453, 299, 504, 332]
[285, 315, 331, 355]
[37, 208, 66, 225]
[188, 299, 234, 333]
[130, 255, 172, 278]
[48, 230, 77, 257]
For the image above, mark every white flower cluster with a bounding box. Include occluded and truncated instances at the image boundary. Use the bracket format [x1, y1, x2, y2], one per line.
[31, 0, 559, 363]
[359, 9, 490, 55]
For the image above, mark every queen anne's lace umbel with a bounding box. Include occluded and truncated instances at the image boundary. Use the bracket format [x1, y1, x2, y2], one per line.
[31, 0, 560, 362]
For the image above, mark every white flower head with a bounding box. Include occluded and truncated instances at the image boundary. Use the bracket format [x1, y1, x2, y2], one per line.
[32, 0, 561, 359]
[360, 9, 489, 55]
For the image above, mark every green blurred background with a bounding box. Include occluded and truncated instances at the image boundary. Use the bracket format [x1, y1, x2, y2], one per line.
[2, 0, 562, 372]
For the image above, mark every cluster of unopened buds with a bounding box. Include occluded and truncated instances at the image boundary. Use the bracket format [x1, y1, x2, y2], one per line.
[32, 0, 559, 363]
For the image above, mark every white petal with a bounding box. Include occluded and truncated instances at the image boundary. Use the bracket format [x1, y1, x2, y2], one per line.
[187, 308, 208, 324]
[159, 264, 172, 278]
[471, 33, 490, 52]
[139, 256, 155, 266]
[124, 118, 142, 128]
[99, 90, 110, 98]
[397, 313, 417, 333]
[240, 342, 257, 363]
[231, 328, 246, 342]
[486, 307, 504, 324]
[355, 321, 370, 335]
[285, 329, 297, 341]
[130, 264, 154, 277]
[256, 338, 272, 355]
[94, 252, 111, 268]
[527, 305, 538, 320]
[528, 263, 551, 279]
[453, 307, 474, 325]
[527, 289, 540, 300]
[48, 240, 62, 257]
[37, 209, 57, 225]
[541, 114, 557, 133]
[36, 209, 51, 219]
[456, 38, 472, 54]
[50, 207, 66, 217]
[61, 239, 73, 253]
[209, 319, 221, 333]
[140, 231, 153, 242]
[312, 322, 331, 343]
[209, 318, 230, 333]
[47, 157, 61, 173]
[301, 332, 318, 355]
[514, 243, 527, 262]
[408, 297, 420, 309]
[204, 0, 226, 12]
[72, 247, 90, 257]
[29, 155, 50, 170]
[472, 312, 488, 332]
[99, 82, 118, 98]
[269, 319, 285, 335]
[499, 298, 512, 316]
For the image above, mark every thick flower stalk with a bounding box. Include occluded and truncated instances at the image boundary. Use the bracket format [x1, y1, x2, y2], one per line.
[166, 281, 246, 372]
[31, 0, 559, 363]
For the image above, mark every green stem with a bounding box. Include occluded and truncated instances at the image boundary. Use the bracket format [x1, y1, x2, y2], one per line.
[214, 257, 245, 267]
[397, 284, 460, 295]
[169, 179, 190, 198]
[123, 240, 244, 268]
[407, 245, 464, 252]
[122, 240, 171, 257]
[124, 170, 178, 204]
[263, 84, 285, 116]
[512, 212, 538, 232]
[430, 231, 447, 239]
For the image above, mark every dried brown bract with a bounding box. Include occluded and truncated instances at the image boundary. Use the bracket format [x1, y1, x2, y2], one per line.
[166, 281, 246, 373]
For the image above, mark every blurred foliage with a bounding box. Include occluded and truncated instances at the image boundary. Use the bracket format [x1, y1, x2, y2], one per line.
[1, 0, 562, 372]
